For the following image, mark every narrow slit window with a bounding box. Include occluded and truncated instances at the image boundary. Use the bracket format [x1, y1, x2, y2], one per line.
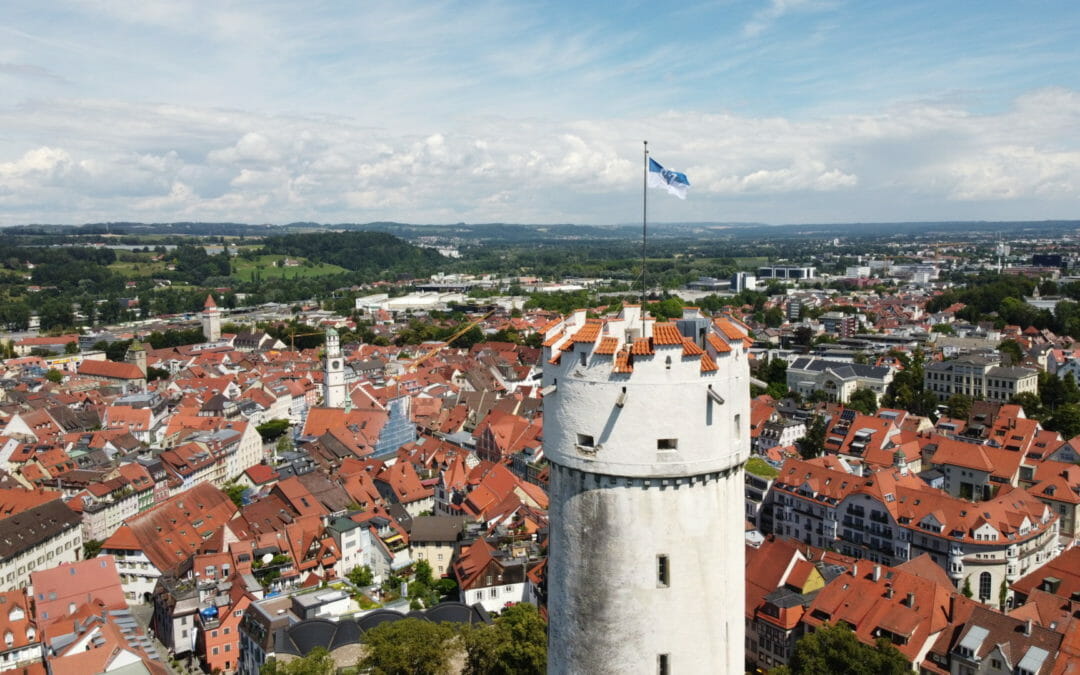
[657, 439, 678, 451]
[733, 414, 742, 441]
[658, 654, 670, 675]
[579, 351, 587, 367]
[657, 554, 669, 587]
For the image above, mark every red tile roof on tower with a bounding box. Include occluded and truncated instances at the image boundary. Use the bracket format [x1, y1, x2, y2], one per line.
[204, 294, 217, 309]
[570, 320, 603, 343]
[652, 323, 683, 345]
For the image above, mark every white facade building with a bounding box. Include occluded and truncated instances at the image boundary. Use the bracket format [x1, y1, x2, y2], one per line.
[0, 501, 82, 592]
[542, 306, 750, 674]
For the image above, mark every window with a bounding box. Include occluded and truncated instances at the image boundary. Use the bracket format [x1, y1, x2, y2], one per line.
[734, 414, 742, 441]
[576, 434, 595, 448]
[579, 351, 587, 367]
[657, 555, 669, 587]
[979, 571, 992, 601]
[657, 439, 678, 451]
[658, 653, 670, 675]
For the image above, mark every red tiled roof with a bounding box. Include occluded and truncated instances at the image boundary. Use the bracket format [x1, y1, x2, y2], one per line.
[571, 320, 603, 343]
[700, 353, 718, 372]
[630, 338, 653, 355]
[78, 359, 144, 381]
[652, 323, 683, 345]
[595, 337, 619, 355]
[681, 338, 703, 356]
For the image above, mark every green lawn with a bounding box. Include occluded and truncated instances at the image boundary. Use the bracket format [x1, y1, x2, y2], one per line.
[231, 255, 349, 282]
[109, 259, 169, 278]
[734, 256, 769, 269]
[745, 456, 780, 478]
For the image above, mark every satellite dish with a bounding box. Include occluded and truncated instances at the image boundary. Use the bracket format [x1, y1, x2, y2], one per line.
[261, 553, 274, 565]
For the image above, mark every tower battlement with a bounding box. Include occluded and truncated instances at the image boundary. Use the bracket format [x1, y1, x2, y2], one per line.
[545, 305, 749, 674]
[541, 306, 751, 478]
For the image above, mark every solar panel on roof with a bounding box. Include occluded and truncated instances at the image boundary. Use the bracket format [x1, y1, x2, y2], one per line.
[841, 409, 857, 422]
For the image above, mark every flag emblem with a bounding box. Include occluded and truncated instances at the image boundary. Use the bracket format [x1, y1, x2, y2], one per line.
[647, 158, 690, 199]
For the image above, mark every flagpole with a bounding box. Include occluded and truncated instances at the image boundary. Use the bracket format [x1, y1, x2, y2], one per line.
[642, 140, 648, 337]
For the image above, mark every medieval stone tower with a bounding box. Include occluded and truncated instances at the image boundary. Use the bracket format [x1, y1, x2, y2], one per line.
[323, 326, 346, 408]
[201, 294, 221, 342]
[542, 306, 750, 674]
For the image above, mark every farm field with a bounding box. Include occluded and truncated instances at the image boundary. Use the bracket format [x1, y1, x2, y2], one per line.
[231, 255, 349, 282]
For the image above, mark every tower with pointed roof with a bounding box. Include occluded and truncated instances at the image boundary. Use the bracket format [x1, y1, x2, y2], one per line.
[124, 339, 147, 377]
[201, 294, 221, 342]
[542, 306, 751, 674]
[323, 326, 345, 408]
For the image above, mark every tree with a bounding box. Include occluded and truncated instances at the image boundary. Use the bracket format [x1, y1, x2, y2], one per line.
[414, 560, 433, 587]
[83, 539, 103, 560]
[799, 415, 827, 459]
[256, 418, 291, 442]
[945, 394, 972, 420]
[64, 340, 79, 354]
[793, 325, 815, 347]
[780, 621, 909, 675]
[1045, 403, 1080, 439]
[347, 564, 373, 587]
[462, 603, 547, 675]
[1011, 392, 1045, 420]
[962, 576, 973, 598]
[147, 365, 171, 381]
[276, 435, 294, 454]
[846, 388, 878, 415]
[261, 647, 335, 675]
[359, 618, 456, 675]
[224, 483, 246, 507]
[997, 339, 1024, 366]
[45, 368, 64, 383]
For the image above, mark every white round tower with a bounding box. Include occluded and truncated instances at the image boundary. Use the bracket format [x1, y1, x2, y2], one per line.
[323, 327, 346, 408]
[543, 306, 750, 674]
[201, 294, 221, 342]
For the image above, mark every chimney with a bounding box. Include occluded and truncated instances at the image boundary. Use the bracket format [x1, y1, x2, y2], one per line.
[873, 564, 881, 582]
[906, 592, 916, 607]
[852, 562, 859, 578]
[1024, 619, 1032, 636]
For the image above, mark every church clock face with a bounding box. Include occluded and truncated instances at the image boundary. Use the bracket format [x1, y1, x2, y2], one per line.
[331, 360, 341, 369]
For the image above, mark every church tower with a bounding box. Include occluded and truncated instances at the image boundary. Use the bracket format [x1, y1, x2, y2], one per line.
[323, 327, 346, 408]
[124, 339, 147, 377]
[542, 306, 751, 674]
[201, 294, 221, 342]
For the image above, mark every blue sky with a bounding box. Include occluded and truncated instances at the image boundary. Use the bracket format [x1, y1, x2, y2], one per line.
[1, 0, 1079, 225]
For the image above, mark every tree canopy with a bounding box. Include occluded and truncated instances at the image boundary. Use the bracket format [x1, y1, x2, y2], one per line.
[461, 603, 547, 675]
[359, 618, 457, 675]
[775, 622, 909, 675]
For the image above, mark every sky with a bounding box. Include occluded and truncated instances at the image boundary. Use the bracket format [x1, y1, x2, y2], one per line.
[1, 0, 1079, 226]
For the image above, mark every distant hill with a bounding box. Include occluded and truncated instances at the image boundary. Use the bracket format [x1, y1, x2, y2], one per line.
[3, 219, 1079, 242]
[260, 230, 446, 277]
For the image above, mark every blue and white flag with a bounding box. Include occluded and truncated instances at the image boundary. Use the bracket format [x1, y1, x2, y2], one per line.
[647, 157, 690, 199]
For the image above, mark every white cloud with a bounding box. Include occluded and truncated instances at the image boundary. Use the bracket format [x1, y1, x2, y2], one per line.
[0, 87, 1078, 224]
